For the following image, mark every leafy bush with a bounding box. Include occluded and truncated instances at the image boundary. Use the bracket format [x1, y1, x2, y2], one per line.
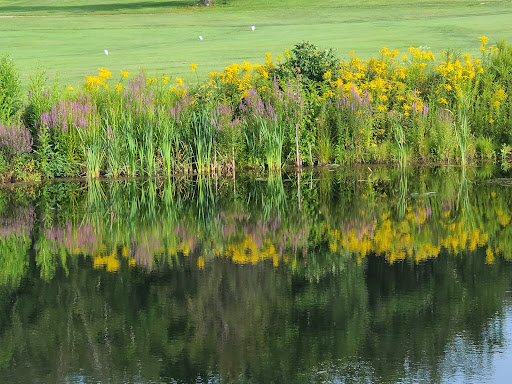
[0, 55, 22, 121]
[275, 41, 338, 83]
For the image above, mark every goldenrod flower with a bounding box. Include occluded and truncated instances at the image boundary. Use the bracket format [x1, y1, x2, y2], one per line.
[98, 68, 112, 79]
[495, 89, 507, 100]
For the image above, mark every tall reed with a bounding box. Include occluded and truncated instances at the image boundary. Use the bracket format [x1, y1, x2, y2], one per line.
[456, 91, 469, 167]
[191, 106, 215, 174]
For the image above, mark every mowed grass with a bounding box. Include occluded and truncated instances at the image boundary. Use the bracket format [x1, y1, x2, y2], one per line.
[1, 0, 512, 87]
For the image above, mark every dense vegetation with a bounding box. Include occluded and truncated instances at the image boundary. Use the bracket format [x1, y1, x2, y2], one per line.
[1, 38, 512, 181]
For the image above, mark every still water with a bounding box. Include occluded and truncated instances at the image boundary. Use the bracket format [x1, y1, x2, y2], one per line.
[1, 165, 512, 383]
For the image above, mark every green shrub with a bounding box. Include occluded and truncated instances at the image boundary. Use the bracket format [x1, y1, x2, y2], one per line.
[275, 41, 338, 83]
[0, 55, 22, 121]
[475, 137, 495, 160]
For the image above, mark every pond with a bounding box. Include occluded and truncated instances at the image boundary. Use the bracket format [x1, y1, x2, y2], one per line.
[1, 165, 512, 383]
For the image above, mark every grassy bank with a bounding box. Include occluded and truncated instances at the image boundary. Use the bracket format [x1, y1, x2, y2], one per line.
[1, 0, 512, 86]
[1, 36, 512, 181]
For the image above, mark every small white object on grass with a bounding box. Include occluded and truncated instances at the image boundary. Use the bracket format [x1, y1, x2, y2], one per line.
[104, 49, 109, 55]
[251, 26, 255, 31]
[199, 36, 203, 40]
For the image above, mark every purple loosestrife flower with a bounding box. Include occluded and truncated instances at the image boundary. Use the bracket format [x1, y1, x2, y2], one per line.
[0, 121, 33, 157]
[39, 96, 97, 133]
[266, 101, 277, 121]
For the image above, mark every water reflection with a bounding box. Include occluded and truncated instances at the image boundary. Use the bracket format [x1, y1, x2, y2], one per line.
[0, 166, 512, 383]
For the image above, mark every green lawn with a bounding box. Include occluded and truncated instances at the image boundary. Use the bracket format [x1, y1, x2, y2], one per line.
[1, 0, 512, 87]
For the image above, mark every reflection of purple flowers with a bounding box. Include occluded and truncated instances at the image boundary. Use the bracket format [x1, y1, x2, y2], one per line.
[0, 206, 35, 237]
[44, 221, 102, 254]
[341, 217, 376, 241]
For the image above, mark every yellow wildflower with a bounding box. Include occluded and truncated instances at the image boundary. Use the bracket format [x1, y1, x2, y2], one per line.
[176, 77, 184, 85]
[495, 89, 507, 101]
[190, 63, 197, 72]
[120, 70, 129, 78]
[478, 36, 489, 52]
[98, 68, 112, 79]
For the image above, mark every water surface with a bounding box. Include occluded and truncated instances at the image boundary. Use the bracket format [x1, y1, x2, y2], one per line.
[1, 165, 512, 383]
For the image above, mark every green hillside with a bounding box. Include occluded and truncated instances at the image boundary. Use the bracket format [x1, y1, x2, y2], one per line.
[1, 0, 512, 86]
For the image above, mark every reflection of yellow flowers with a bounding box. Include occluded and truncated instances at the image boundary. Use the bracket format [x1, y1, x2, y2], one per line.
[497, 209, 511, 227]
[486, 247, 495, 264]
[197, 256, 205, 270]
[93, 249, 120, 272]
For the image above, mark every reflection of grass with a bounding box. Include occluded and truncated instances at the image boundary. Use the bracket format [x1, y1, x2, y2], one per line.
[4, 1, 512, 87]
[264, 172, 286, 220]
[457, 167, 473, 228]
[4, 166, 512, 282]
[397, 168, 407, 220]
